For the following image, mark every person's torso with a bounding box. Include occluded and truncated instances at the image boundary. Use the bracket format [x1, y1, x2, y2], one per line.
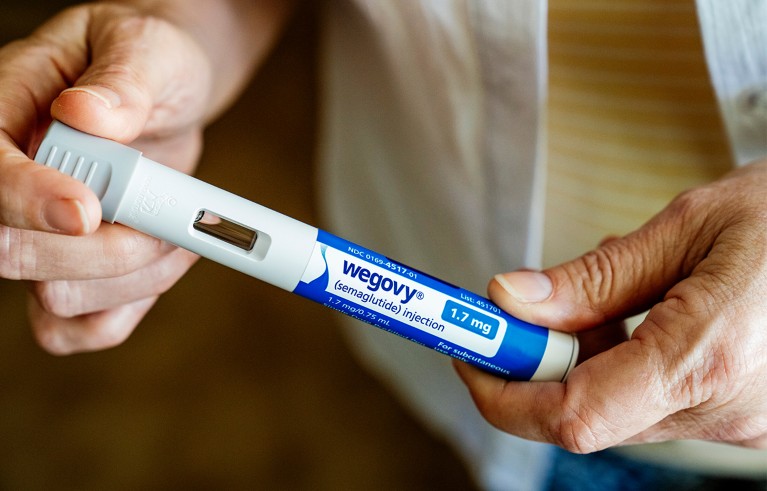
[319, 0, 767, 483]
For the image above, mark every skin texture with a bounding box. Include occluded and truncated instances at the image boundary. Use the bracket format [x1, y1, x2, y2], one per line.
[0, 1, 294, 354]
[455, 162, 767, 451]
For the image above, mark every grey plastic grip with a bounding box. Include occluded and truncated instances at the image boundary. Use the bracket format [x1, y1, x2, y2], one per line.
[34, 122, 142, 222]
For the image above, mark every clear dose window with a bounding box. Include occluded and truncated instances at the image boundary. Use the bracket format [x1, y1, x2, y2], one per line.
[193, 210, 257, 251]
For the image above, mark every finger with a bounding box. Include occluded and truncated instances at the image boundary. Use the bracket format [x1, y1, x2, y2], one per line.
[487, 194, 715, 332]
[0, 143, 101, 234]
[454, 335, 670, 453]
[0, 223, 175, 281]
[31, 248, 199, 317]
[29, 294, 157, 355]
[460, 259, 763, 451]
[0, 5, 208, 235]
[51, 5, 211, 142]
[598, 235, 621, 247]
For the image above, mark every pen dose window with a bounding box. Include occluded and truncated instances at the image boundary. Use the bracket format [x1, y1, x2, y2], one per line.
[193, 210, 257, 251]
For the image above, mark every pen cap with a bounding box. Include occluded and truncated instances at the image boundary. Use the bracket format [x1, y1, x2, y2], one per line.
[530, 329, 579, 381]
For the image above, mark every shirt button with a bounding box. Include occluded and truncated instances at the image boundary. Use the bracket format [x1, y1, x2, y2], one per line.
[737, 84, 767, 122]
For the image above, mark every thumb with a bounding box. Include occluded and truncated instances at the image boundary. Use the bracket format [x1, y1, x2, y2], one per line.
[488, 227, 687, 332]
[51, 8, 210, 143]
[50, 35, 151, 143]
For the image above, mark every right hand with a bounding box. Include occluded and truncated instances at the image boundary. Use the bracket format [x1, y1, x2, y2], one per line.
[0, 3, 217, 353]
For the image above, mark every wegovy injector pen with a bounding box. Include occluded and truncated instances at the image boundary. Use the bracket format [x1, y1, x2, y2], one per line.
[34, 121, 578, 381]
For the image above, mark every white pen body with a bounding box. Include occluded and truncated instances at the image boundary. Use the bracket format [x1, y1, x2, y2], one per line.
[113, 157, 317, 291]
[34, 121, 578, 381]
[35, 121, 317, 291]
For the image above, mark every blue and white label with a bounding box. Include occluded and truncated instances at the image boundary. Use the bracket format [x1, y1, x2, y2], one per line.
[442, 300, 499, 339]
[294, 230, 551, 380]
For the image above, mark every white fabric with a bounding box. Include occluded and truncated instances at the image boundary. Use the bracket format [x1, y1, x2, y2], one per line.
[697, 0, 767, 166]
[316, 1, 767, 489]
[609, 2, 767, 477]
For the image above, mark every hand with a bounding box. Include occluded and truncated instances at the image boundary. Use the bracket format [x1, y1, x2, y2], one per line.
[0, 4, 213, 353]
[455, 161, 767, 452]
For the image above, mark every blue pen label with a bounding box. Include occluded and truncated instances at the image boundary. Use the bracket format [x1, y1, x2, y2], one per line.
[293, 230, 549, 379]
[442, 300, 499, 338]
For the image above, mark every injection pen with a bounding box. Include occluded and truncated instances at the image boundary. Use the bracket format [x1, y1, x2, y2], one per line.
[34, 121, 578, 381]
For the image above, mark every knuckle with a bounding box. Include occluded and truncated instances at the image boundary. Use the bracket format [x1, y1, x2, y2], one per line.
[665, 184, 729, 224]
[110, 10, 171, 35]
[93, 322, 133, 351]
[550, 381, 620, 454]
[664, 188, 720, 259]
[676, 347, 737, 409]
[31, 321, 72, 356]
[581, 249, 614, 297]
[32, 314, 133, 356]
[552, 409, 604, 454]
[103, 232, 164, 275]
[666, 187, 705, 217]
[32, 281, 81, 318]
[473, 395, 502, 428]
[564, 248, 618, 320]
[0, 227, 31, 280]
[643, 301, 746, 411]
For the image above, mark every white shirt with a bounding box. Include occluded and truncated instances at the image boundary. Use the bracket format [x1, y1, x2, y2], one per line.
[317, 1, 767, 489]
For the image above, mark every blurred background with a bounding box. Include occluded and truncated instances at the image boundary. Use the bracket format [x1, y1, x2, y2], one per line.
[0, 2, 477, 489]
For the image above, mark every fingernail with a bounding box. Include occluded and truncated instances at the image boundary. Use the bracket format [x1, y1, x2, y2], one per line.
[43, 199, 90, 234]
[61, 85, 121, 109]
[494, 271, 553, 303]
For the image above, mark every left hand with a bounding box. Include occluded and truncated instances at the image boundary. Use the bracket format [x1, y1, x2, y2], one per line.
[0, 4, 211, 353]
[454, 160, 767, 453]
